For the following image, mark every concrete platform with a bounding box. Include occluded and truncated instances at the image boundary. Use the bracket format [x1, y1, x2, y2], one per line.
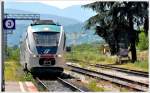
[5, 81, 38, 92]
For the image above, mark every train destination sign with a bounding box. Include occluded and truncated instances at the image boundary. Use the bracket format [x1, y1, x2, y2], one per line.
[3, 18, 16, 30]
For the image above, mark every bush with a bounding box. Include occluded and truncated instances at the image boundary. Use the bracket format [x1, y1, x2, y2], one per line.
[65, 43, 113, 65]
[137, 32, 148, 50]
[6, 46, 20, 61]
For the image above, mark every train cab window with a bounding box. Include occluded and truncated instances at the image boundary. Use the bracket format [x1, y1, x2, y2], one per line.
[33, 32, 60, 46]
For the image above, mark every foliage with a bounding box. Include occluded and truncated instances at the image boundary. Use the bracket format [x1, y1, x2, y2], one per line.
[137, 32, 148, 50]
[82, 1, 148, 62]
[6, 46, 20, 61]
[65, 43, 116, 65]
[24, 72, 34, 81]
[82, 1, 148, 36]
[65, 43, 148, 72]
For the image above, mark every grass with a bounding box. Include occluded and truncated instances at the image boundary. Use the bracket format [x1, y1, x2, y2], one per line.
[86, 80, 105, 92]
[5, 60, 33, 81]
[65, 43, 117, 66]
[5, 47, 34, 81]
[65, 43, 148, 72]
[24, 72, 34, 81]
[5, 60, 24, 81]
[137, 50, 148, 61]
[65, 43, 116, 65]
[117, 60, 148, 72]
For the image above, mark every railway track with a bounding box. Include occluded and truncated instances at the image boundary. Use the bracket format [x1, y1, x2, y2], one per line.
[67, 64, 149, 92]
[91, 64, 148, 77]
[34, 75, 87, 92]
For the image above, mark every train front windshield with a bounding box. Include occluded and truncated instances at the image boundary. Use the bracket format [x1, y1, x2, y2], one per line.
[33, 32, 60, 54]
[33, 32, 60, 46]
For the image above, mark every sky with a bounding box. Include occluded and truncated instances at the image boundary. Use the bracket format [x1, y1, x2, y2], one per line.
[5, 0, 96, 9]
[5, 0, 97, 22]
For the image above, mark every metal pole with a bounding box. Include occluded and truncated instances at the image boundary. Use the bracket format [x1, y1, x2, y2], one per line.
[0, 1, 4, 91]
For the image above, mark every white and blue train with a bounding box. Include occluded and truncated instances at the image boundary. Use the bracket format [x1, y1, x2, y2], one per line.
[20, 20, 66, 76]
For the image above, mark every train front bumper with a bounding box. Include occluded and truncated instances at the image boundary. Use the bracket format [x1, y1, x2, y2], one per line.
[30, 67, 64, 76]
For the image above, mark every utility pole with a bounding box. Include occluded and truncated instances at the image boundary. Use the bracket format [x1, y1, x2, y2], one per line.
[0, 1, 4, 91]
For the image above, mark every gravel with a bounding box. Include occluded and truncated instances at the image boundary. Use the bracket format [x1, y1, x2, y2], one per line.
[41, 80, 75, 92]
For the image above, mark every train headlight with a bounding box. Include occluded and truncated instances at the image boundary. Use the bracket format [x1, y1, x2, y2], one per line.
[57, 54, 62, 58]
[33, 54, 37, 58]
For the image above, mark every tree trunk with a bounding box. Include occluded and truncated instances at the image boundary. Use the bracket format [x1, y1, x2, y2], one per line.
[130, 37, 137, 62]
[129, 16, 137, 62]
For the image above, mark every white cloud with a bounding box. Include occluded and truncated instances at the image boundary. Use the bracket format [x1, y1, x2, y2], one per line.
[14, 0, 95, 9]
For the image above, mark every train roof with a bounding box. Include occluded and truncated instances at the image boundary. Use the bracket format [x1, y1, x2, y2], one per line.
[31, 20, 61, 26]
[30, 25, 62, 33]
[29, 20, 62, 32]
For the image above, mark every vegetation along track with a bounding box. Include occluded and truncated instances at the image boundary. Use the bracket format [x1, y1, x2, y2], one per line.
[34, 76, 86, 92]
[91, 64, 148, 77]
[67, 64, 149, 92]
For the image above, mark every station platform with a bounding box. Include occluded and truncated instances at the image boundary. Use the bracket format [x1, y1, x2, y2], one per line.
[5, 81, 38, 92]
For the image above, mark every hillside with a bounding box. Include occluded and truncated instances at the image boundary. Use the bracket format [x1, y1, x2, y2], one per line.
[5, 9, 81, 26]
[5, 9, 102, 46]
[5, 2, 96, 22]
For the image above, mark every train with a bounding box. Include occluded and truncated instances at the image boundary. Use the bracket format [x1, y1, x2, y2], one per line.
[20, 20, 66, 76]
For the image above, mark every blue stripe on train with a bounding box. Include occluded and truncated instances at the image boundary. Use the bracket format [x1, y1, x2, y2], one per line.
[36, 46, 58, 54]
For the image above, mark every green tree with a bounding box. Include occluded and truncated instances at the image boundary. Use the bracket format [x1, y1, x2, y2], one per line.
[82, 1, 148, 62]
[137, 32, 148, 50]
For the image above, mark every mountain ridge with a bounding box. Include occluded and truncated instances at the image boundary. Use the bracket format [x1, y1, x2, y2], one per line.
[5, 6, 101, 46]
[5, 2, 96, 22]
[5, 9, 82, 26]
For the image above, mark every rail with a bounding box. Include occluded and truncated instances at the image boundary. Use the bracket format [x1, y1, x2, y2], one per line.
[92, 64, 148, 77]
[34, 77, 85, 92]
[57, 77, 84, 92]
[67, 64, 149, 92]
